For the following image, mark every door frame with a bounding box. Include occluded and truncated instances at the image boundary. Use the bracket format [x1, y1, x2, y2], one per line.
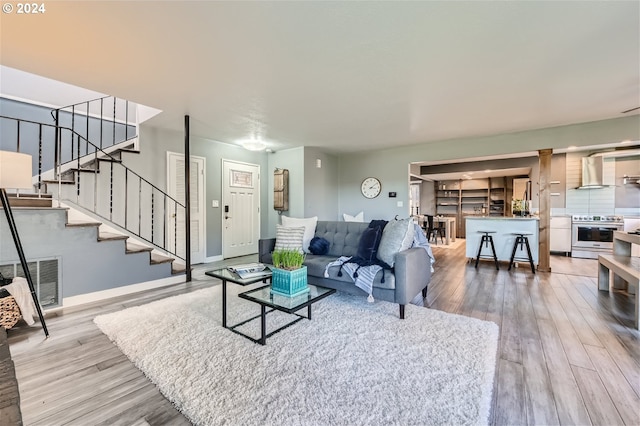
[166, 151, 206, 264]
[221, 158, 261, 259]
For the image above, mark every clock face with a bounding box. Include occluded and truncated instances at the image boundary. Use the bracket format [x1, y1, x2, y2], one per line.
[361, 177, 381, 199]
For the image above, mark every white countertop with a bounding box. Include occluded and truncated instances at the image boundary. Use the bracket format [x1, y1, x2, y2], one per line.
[465, 216, 539, 220]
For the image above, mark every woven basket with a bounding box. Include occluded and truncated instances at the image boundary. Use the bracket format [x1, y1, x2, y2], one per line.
[0, 296, 21, 330]
[271, 266, 309, 297]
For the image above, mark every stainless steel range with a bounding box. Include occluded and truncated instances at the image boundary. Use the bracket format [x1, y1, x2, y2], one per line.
[571, 215, 624, 259]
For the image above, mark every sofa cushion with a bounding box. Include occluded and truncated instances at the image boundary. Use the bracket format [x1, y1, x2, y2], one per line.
[377, 218, 415, 267]
[281, 216, 318, 253]
[314, 221, 369, 257]
[274, 225, 305, 252]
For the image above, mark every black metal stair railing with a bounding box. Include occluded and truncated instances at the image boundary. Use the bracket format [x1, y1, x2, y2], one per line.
[50, 95, 137, 153]
[0, 115, 186, 261]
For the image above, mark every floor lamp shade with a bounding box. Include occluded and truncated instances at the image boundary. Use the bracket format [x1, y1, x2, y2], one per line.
[0, 151, 33, 189]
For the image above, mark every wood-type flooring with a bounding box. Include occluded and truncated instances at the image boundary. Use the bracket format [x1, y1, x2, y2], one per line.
[6, 243, 640, 425]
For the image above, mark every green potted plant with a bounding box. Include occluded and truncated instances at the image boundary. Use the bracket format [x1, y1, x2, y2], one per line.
[270, 249, 308, 296]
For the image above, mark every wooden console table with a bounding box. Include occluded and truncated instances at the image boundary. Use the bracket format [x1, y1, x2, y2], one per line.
[598, 231, 640, 329]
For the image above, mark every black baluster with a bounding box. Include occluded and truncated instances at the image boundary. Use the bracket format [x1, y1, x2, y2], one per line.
[85, 101, 89, 155]
[112, 97, 116, 147]
[16, 120, 20, 151]
[109, 161, 114, 221]
[38, 124, 43, 192]
[151, 190, 155, 244]
[100, 98, 104, 149]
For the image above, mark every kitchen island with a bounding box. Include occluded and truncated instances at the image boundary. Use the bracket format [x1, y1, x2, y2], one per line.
[465, 217, 539, 265]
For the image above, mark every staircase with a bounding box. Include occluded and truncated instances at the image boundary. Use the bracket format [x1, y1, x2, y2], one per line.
[0, 95, 188, 303]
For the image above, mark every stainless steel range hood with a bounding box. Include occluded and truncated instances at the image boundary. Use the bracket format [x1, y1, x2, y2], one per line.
[578, 156, 606, 189]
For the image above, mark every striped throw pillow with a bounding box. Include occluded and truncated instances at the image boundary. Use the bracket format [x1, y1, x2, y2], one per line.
[274, 225, 305, 252]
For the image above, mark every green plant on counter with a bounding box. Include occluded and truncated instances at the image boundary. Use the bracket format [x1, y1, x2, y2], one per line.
[272, 249, 305, 270]
[512, 199, 523, 213]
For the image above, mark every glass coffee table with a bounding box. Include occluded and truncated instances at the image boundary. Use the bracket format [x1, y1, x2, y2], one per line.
[204, 267, 335, 345]
[237, 284, 335, 345]
[205, 267, 273, 329]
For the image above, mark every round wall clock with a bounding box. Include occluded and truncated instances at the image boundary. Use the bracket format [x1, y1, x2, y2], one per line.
[361, 177, 382, 199]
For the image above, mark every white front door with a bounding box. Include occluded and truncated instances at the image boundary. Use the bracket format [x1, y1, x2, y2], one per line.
[222, 160, 260, 258]
[167, 152, 206, 264]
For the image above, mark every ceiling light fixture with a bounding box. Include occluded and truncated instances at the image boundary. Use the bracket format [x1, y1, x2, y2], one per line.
[240, 138, 267, 151]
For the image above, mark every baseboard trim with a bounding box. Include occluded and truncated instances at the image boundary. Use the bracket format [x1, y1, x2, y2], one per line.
[205, 255, 223, 263]
[59, 275, 186, 309]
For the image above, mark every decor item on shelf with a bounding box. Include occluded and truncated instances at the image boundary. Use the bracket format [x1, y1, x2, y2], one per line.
[273, 168, 289, 212]
[0, 151, 48, 337]
[271, 249, 308, 297]
[511, 199, 530, 217]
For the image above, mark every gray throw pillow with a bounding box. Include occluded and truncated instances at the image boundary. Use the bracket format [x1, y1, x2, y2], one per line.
[376, 218, 415, 267]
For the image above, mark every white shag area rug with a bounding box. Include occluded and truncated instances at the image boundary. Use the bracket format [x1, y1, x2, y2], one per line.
[94, 284, 499, 426]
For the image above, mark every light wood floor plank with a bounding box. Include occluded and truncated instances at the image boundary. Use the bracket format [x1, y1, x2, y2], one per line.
[572, 365, 625, 426]
[536, 318, 592, 425]
[494, 359, 526, 425]
[4, 249, 638, 425]
[583, 344, 640, 425]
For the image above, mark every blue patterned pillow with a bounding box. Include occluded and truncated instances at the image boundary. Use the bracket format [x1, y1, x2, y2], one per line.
[309, 237, 330, 255]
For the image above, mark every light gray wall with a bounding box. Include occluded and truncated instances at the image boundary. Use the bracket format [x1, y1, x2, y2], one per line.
[337, 116, 639, 219]
[133, 125, 270, 259]
[0, 209, 172, 298]
[337, 151, 411, 221]
[303, 147, 340, 221]
[266, 147, 305, 237]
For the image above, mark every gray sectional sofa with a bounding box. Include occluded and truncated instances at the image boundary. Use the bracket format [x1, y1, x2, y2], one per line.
[259, 220, 432, 319]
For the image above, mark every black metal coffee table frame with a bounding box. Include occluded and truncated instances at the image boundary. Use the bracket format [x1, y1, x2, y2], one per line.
[205, 268, 335, 345]
[237, 284, 335, 345]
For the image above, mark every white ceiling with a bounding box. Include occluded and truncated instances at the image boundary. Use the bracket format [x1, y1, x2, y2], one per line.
[1, 1, 638, 154]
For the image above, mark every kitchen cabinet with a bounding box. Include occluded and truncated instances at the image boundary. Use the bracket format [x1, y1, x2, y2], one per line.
[550, 216, 572, 255]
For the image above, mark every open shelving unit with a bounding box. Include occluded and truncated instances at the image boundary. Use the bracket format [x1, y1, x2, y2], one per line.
[434, 176, 522, 236]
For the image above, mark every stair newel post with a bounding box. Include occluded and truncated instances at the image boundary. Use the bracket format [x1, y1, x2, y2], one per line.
[15, 119, 20, 152]
[184, 115, 191, 282]
[0, 188, 49, 337]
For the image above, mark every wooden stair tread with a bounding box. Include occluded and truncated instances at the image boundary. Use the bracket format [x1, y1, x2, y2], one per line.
[150, 253, 174, 265]
[98, 232, 128, 241]
[42, 179, 75, 185]
[171, 264, 187, 274]
[126, 242, 153, 254]
[66, 221, 101, 228]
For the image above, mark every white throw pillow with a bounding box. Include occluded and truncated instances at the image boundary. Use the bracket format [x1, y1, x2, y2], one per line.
[274, 225, 305, 252]
[281, 216, 318, 253]
[343, 211, 364, 222]
[376, 218, 415, 267]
